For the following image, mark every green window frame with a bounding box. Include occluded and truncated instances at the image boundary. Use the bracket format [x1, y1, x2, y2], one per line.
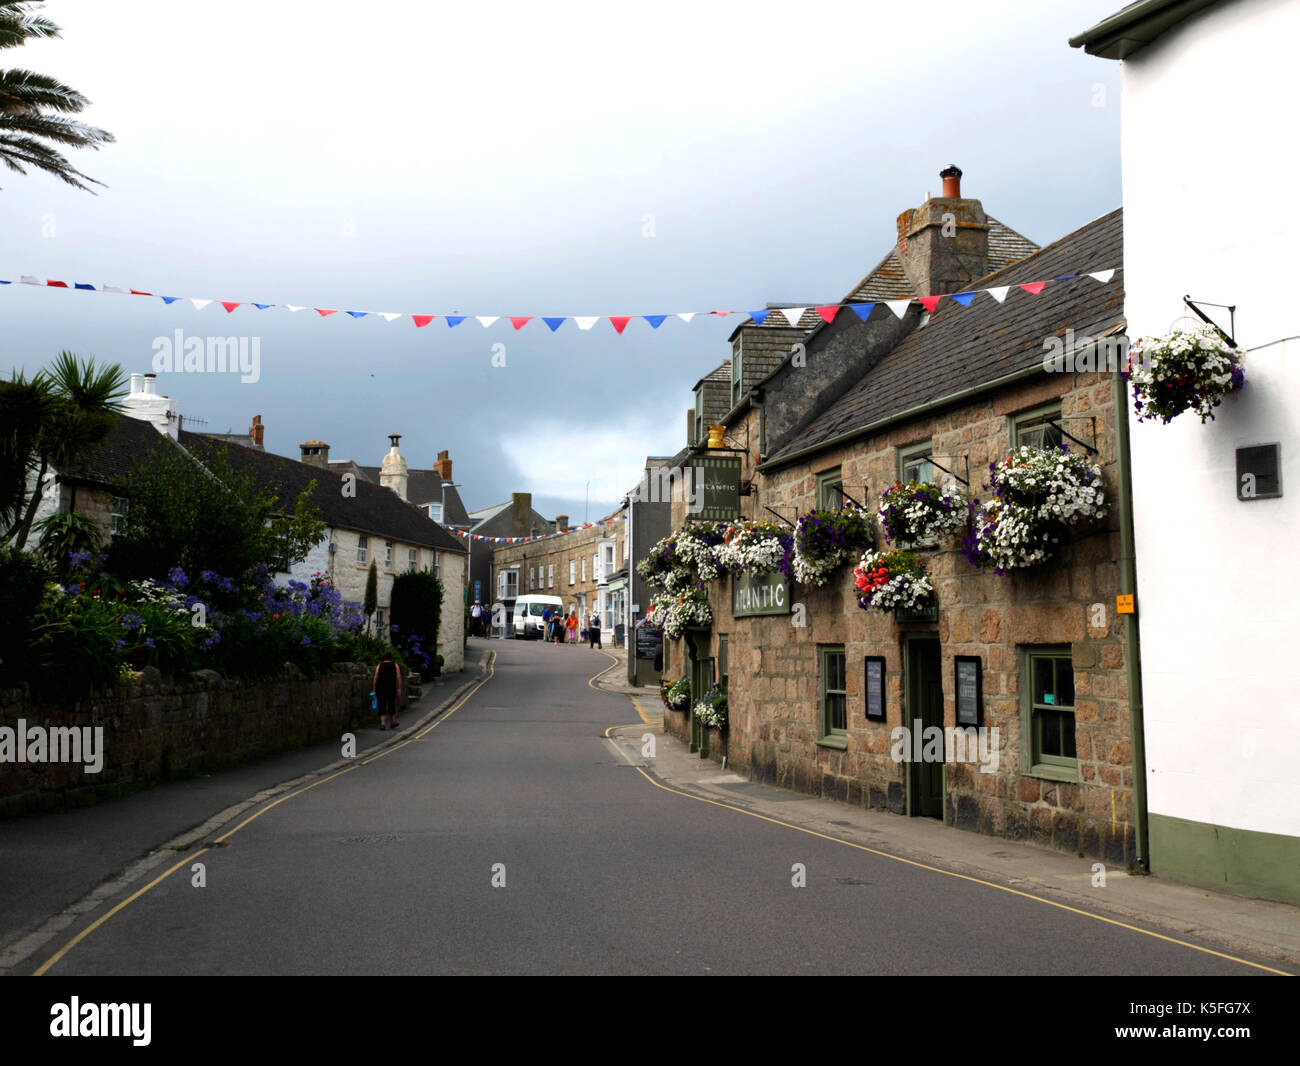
[1020, 646, 1079, 781]
[898, 441, 935, 485]
[694, 387, 704, 445]
[110, 496, 129, 538]
[718, 635, 728, 686]
[731, 349, 744, 408]
[818, 644, 848, 748]
[1012, 402, 1065, 451]
[816, 467, 844, 511]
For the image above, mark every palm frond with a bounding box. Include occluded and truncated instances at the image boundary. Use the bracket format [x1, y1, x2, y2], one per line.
[0, 3, 60, 52]
[0, 131, 105, 190]
[0, 69, 92, 114]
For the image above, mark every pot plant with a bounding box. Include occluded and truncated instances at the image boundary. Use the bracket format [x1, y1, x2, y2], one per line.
[792, 503, 874, 587]
[853, 549, 935, 611]
[876, 481, 967, 546]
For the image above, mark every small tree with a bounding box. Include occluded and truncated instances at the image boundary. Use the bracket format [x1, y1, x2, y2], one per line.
[363, 560, 378, 634]
[390, 568, 443, 675]
[107, 440, 324, 587]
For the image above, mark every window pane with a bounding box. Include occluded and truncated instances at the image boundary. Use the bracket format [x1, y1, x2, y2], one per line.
[829, 693, 846, 731]
[1056, 660, 1075, 708]
[1033, 657, 1054, 704]
[1040, 709, 1061, 757]
[904, 454, 934, 483]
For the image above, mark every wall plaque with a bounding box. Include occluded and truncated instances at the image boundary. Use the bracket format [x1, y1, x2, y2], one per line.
[731, 570, 791, 617]
[864, 656, 886, 722]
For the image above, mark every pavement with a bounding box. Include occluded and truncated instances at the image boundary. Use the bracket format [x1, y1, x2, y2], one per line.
[2, 636, 1296, 975]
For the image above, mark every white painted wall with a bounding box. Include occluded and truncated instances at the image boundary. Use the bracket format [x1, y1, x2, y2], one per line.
[1122, 0, 1300, 837]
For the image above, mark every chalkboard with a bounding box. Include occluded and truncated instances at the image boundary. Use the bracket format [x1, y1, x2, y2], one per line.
[864, 656, 886, 721]
[635, 625, 663, 661]
[955, 656, 982, 726]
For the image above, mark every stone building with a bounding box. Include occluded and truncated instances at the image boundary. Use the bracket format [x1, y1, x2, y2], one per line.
[653, 170, 1137, 864]
[490, 508, 630, 641]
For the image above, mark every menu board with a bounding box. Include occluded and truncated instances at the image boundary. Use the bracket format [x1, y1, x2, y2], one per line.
[955, 656, 983, 726]
[635, 624, 663, 662]
[864, 657, 885, 721]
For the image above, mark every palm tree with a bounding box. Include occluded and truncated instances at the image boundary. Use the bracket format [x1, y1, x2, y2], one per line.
[0, 1, 113, 192]
[2, 351, 127, 549]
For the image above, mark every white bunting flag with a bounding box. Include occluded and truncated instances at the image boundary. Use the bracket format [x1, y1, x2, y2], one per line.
[20, 275, 42, 285]
[780, 307, 807, 326]
[676, 312, 696, 323]
[190, 298, 212, 310]
[886, 299, 911, 319]
[284, 304, 305, 312]
[574, 316, 599, 330]
[378, 312, 401, 322]
[1088, 269, 1115, 284]
[475, 316, 499, 328]
[986, 286, 1010, 303]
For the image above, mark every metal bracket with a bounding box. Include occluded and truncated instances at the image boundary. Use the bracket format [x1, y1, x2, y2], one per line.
[1045, 416, 1099, 456]
[763, 506, 796, 528]
[1183, 295, 1237, 348]
[927, 456, 970, 487]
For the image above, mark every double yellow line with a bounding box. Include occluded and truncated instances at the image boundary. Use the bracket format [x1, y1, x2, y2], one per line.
[34, 653, 496, 976]
[600, 725, 1291, 977]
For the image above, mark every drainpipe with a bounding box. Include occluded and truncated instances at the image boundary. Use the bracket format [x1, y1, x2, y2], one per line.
[1112, 369, 1149, 871]
[752, 388, 767, 462]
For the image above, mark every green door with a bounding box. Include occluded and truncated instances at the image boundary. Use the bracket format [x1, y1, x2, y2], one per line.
[906, 638, 944, 819]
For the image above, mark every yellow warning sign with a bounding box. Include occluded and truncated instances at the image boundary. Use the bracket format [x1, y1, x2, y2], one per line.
[1116, 594, 1135, 615]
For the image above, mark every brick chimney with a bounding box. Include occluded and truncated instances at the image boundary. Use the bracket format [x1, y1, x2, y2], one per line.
[433, 450, 452, 480]
[380, 433, 409, 502]
[249, 414, 264, 448]
[300, 441, 330, 468]
[556, 514, 569, 531]
[895, 164, 990, 296]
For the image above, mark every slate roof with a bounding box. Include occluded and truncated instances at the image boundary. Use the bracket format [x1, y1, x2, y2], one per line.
[765, 208, 1123, 465]
[328, 461, 472, 528]
[179, 431, 467, 554]
[60, 414, 173, 489]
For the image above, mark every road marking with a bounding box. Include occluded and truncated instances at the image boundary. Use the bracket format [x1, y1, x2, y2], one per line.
[631, 699, 653, 725]
[587, 649, 622, 690]
[602, 726, 1292, 977]
[34, 652, 498, 975]
[33, 848, 210, 976]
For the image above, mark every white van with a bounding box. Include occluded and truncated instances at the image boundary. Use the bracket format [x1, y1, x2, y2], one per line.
[512, 595, 565, 640]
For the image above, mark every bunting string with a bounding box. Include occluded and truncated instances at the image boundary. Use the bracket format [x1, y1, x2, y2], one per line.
[447, 514, 626, 544]
[0, 271, 1117, 334]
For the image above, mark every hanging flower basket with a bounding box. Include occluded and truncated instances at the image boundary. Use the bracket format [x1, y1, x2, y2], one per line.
[1128, 324, 1244, 424]
[675, 521, 729, 582]
[792, 503, 875, 587]
[636, 535, 679, 587]
[877, 481, 967, 545]
[963, 447, 1107, 574]
[715, 521, 794, 577]
[658, 587, 712, 640]
[692, 684, 728, 731]
[662, 677, 692, 711]
[853, 549, 935, 611]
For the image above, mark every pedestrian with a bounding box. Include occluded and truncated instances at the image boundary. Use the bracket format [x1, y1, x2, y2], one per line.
[542, 605, 553, 643]
[566, 610, 578, 644]
[471, 600, 483, 637]
[589, 611, 602, 649]
[373, 651, 403, 730]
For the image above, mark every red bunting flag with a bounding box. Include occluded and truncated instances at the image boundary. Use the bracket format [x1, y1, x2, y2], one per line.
[509, 317, 531, 330]
[46, 280, 68, 288]
[130, 289, 152, 296]
[609, 316, 632, 334]
[221, 301, 240, 313]
[816, 306, 839, 323]
[316, 308, 337, 317]
[1019, 281, 1047, 295]
[918, 295, 942, 314]
[412, 315, 434, 328]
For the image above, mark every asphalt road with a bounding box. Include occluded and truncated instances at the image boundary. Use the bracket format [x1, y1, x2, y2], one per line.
[32, 639, 1276, 975]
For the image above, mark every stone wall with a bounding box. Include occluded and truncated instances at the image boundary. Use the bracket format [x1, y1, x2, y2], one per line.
[659, 370, 1138, 866]
[0, 662, 406, 817]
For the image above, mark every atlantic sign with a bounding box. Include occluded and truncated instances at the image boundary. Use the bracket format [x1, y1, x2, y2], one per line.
[732, 570, 791, 617]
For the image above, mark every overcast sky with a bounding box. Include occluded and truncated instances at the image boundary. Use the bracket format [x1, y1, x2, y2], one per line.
[2, 0, 1121, 522]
